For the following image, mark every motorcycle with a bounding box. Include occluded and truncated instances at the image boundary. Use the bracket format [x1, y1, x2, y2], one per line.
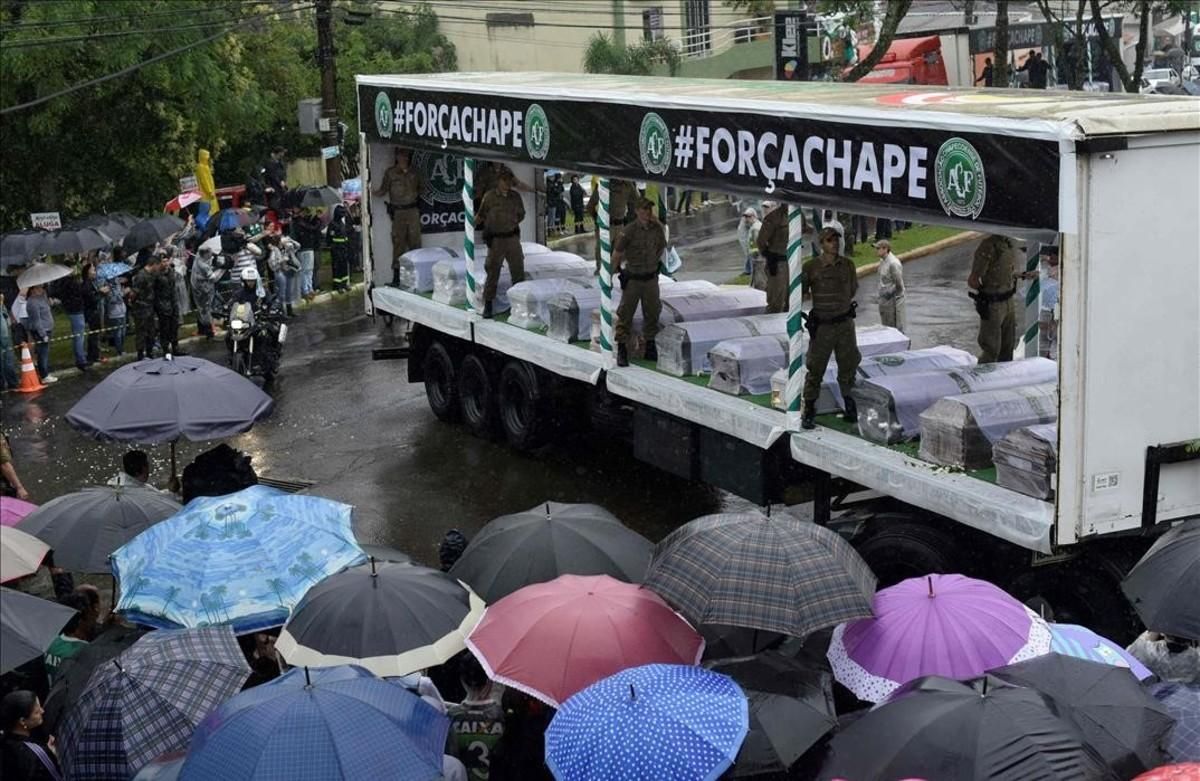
[227, 298, 286, 382]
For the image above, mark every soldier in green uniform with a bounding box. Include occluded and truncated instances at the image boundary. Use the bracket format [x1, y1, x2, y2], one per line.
[613, 198, 667, 367]
[476, 169, 525, 319]
[968, 234, 1020, 363]
[757, 201, 808, 314]
[588, 178, 637, 274]
[129, 257, 159, 360]
[372, 147, 423, 286]
[153, 251, 182, 356]
[800, 226, 861, 430]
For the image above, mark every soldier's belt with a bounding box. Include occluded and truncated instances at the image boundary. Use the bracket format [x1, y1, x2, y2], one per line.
[487, 228, 520, 239]
[623, 270, 658, 282]
[392, 201, 420, 210]
[808, 302, 858, 326]
[611, 217, 629, 226]
[976, 286, 1017, 303]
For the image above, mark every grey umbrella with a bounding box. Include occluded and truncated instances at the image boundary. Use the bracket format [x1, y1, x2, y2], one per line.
[1122, 518, 1199, 640]
[37, 227, 113, 256]
[644, 512, 876, 638]
[1, 587, 78, 674]
[298, 186, 343, 209]
[448, 501, 653, 603]
[16, 485, 181, 573]
[122, 215, 185, 252]
[1, 229, 47, 268]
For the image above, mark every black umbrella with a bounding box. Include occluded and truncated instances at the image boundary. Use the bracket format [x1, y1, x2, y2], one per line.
[66, 214, 131, 241]
[447, 501, 653, 603]
[0, 229, 47, 268]
[42, 623, 150, 734]
[1123, 519, 1200, 640]
[357, 544, 413, 564]
[297, 185, 343, 209]
[275, 561, 485, 678]
[37, 227, 114, 256]
[701, 625, 787, 661]
[710, 651, 837, 778]
[1, 587, 78, 674]
[122, 215, 185, 251]
[990, 653, 1174, 777]
[819, 675, 1114, 781]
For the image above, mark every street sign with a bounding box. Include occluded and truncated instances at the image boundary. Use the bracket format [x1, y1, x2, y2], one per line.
[30, 211, 61, 230]
[179, 175, 198, 192]
[321, 145, 340, 160]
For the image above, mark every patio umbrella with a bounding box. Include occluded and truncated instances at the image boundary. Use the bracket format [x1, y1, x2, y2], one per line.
[164, 192, 202, 212]
[1150, 682, 1200, 762]
[37, 227, 113, 256]
[178, 665, 449, 781]
[709, 651, 837, 778]
[16, 261, 72, 288]
[42, 624, 151, 734]
[819, 675, 1111, 781]
[0, 496, 37, 527]
[1, 586, 78, 674]
[1123, 518, 1200, 640]
[545, 664, 749, 781]
[275, 560, 485, 677]
[448, 501, 652, 602]
[465, 574, 704, 707]
[990, 654, 1175, 777]
[827, 574, 1052, 703]
[643, 512, 876, 638]
[0, 525, 50, 582]
[96, 261, 134, 281]
[1, 229, 47, 267]
[58, 627, 251, 781]
[297, 185, 343, 209]
[111, 485, 365, 633]
[1049, 622, 1154, 680]
[122, 215, 185, 252]
[16, 485, 181, 573]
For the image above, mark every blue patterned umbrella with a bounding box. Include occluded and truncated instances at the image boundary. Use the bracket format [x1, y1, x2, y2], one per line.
[96, 261, 133, 280]
[1151, 682, 1200, 762]
[545, 664, 749, 781]
[58, 627, 250, 781]
[111, 486, 365, 633]
[178, 665, 449, 781]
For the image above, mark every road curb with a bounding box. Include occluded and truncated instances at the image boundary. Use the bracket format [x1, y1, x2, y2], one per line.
[855, 231, 983, 279]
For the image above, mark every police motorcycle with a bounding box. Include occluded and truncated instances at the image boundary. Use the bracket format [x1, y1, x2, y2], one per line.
[227, 268, 286, 382]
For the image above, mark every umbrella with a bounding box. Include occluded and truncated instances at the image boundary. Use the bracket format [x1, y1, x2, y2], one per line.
[1150, 682, 1200, 762]
[164, 192, 202, 212]
[96, 261, 134, 281]
[709, 651, 837, 778]
[819, 675, 1111, 781]
[111, 485, 365, 633]
[0, 496, 37, 527]
[545, 664, 749, 781]
[701, 624, 786, 661]
[65, 214, 131, 239]
[1050, 622, 1154, 680]
[37, 227, 113, 256]
[198, 235, 223, 255]
[1, 586, 77, 674]
[827, 574, 1052, 703]
[643, 511, 876, 638]
[214, 208, 254, 232]
[0, 525, 50, 582]
[58, 627, 251, 781]
[447, 501, 653, 602]
[357, 543, 412, 564]
[132, 751, 185, 781]
[1123, 518, 1200, 640]
[297, 186, 343, 209]
[122, 215, 185, 252]
[465, 574, 704, 707]
[178, 665, 449, 781]
[16, 261, 72, 288]
[1, 229, 47, 267]
[16, 485, 181, 573]
[275, 560, 485, 677]
[42, 623, 151, 734]
[991, 653, 1174, 777]
[1135, 765, 1200, 781]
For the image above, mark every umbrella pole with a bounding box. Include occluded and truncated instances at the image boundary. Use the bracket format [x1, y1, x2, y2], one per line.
[169, 440, 180, 495]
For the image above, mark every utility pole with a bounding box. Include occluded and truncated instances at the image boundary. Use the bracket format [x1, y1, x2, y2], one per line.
[316, 0, 341, 187]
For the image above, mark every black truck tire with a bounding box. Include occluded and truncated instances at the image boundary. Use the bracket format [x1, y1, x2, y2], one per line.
[853, 521, 964, 588]
[1007, 559, 1140, 645]
[498, 360, 549, 451]
[458, 353, 498, 438]
[422, 341, 459, 423]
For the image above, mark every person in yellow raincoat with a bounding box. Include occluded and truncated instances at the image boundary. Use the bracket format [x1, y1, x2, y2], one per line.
[195, 149, 218, 217]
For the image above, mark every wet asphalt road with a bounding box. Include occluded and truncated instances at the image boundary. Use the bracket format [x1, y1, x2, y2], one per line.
[3, 207, 990, 564]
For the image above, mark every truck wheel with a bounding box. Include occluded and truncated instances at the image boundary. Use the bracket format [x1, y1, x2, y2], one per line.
[422, 341, 460, 423]
[1007, 561, 1138, 645]
[854, 521, 964, 588]
[458, 353, 498, 438]
[498, 361, 548, 451]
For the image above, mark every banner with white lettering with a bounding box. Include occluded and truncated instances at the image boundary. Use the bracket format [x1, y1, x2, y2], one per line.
[360, 85, 1059, 230]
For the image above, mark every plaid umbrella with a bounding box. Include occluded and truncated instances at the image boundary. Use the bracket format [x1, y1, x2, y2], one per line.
[58, 626, 250, 781]
[643, 512, 876, 638]
[1150, 682, 1200, 762]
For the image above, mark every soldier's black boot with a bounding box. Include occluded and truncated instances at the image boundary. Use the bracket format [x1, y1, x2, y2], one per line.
[643, 340, 657, 362]
[801, 403, 816, 430]
[482, 300, 494, 319]
[617, 343, 629, 367]
[842, 395, 858, 424]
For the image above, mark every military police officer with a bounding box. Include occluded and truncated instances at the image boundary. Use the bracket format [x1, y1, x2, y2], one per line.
[800, 225, 861, 430]
[373, 148, 423, 285]
[153, 250, 181, 356]
[967, 234, 1020, 363]
[756, 201, 803, 314]
[130, 256, 159, 360]
[476, 169, 525, 319]
[613, 198, 667, 367]
[588, 178, 638, 274]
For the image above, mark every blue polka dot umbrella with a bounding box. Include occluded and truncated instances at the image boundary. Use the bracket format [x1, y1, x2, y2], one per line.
[545, 664, 749, 781]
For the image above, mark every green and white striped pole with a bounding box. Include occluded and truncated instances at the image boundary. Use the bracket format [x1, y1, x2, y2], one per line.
[597, 178, 615, 367]
[461, 158, 478, 313]
[1020, 244, 1041, 357]
[785, 204, 806, 430]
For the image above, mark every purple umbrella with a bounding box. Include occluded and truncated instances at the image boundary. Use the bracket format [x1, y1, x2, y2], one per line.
[1050, 623, 1153, 681]
[826, 574, 1052, 703]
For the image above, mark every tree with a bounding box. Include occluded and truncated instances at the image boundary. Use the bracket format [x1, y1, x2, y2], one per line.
[993, 0, 1011, 87]
[1089, 0, 1149, 93]
[841, 0, 914, 82]
[583, 32, 681, 76]
[1034, 0, 1090, 89]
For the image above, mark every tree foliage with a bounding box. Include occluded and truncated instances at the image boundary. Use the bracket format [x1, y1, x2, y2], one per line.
[583, 32, 681, 76]
[0, 1, 454, 231]
[842, 0, 914, 82]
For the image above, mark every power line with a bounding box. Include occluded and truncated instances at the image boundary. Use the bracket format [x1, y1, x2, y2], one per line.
[0, 3, 226, 32]
[1, 13, 278, 49]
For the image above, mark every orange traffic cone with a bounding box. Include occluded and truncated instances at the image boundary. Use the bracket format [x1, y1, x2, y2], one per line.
[14, 342, 46, 393]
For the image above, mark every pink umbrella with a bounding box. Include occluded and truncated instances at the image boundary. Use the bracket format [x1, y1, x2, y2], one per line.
[163, 191, 202, 213]
[0, 498, 37, 528]
[465, 574, 705, 707]
[827, 573, 1052, 703]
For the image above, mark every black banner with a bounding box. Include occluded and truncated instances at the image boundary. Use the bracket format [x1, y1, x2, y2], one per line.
[360, 85, 1059, 230]
[774, 10, 811, 81]
[411, 150, 466, 234]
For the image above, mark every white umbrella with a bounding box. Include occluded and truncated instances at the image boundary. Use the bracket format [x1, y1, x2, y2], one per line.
[0, 525, 49, 583]
[199, 236, 223, 254]
[16, 261, 72, 288]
